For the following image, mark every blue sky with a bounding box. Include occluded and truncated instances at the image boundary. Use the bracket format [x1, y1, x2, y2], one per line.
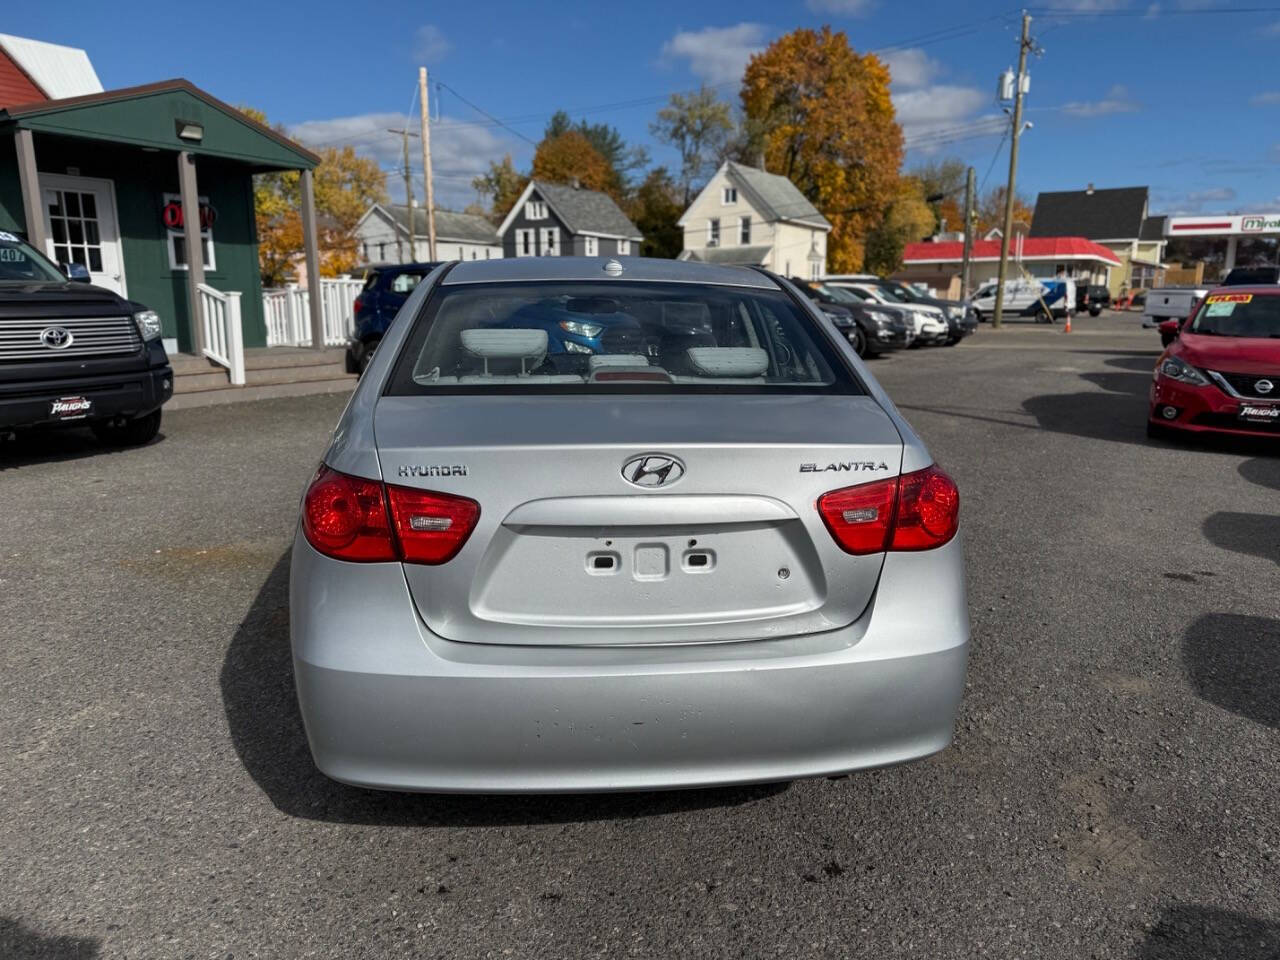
[9, 0, 1280, 216]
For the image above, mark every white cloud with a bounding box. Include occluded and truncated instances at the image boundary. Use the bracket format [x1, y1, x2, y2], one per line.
[880, 47, 942, 90]
[1251, 91, 1280, 106]
[1061, 84, 1141, 117]
[1186, 187, 1236, 203]
[414, 25, 450, 63]
[287, 111, 513, 210]
[895, 85, 996, 152]
[1046, 0, 1129, 9]
[806, 0, 875, 13]
[660, 23, 768, 85]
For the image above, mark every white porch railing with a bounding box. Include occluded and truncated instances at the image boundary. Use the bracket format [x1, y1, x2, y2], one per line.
[262, 278, 364, 347]
[197, 283, 245, 385]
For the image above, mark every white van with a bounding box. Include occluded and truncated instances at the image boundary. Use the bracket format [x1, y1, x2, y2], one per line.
[970, 278, 1074, 322]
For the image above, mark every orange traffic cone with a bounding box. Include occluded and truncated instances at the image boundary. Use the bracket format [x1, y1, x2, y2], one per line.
[1064, 313, 1072, 334]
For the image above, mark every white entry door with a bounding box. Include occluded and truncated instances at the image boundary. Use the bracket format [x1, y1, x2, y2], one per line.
[39, 174, 126, 295]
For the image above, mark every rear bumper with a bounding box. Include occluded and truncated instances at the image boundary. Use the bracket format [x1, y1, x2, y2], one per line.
[289, 534, 970, 793]
[0, 363, 172, 430]
[1149, 377, 1280, 438]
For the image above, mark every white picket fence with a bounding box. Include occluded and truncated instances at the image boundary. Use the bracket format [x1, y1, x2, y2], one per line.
[262, 278, 364, 347]
[196, 283, 245, 385]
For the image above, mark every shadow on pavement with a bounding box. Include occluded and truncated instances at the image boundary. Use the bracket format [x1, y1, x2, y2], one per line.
[0, 917, 99, 960]
[1022, 367, 1153, 445]
[1133, 904, 1280, 959]
[1238, 457, 1280, 491]
[1201, 512, 1280, 566]
[220, 551, 787, 826]
[1182, 614, 1280, 730]
[1104, 355, 1159, 373]
[0, 428, 164, 470]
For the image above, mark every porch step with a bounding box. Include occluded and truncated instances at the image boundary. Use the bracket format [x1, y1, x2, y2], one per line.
[169, 345, 356, 407]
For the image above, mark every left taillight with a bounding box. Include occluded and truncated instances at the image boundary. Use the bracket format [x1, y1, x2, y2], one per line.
[301, 466, 479, 564]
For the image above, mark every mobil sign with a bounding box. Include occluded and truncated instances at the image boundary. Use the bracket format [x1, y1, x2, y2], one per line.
[1166, 213, 1280, 236]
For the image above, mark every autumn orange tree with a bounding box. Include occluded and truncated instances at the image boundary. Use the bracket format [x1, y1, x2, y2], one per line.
[531, 130, 618, 198]
[741, 27, 903, 272]
[976, 186, 1034, 236]
[241, 108, 387, 286]
[863, 177, 937, 275]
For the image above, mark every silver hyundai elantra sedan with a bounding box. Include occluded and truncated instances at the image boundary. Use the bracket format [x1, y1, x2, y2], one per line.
[290, 257, 968, 793]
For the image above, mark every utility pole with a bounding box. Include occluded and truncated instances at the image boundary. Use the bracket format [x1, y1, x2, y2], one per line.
[993, 10, 1033, 330]
[961, 165, 976, 300]
[388, 127, 419, 262]
[419, 67, 438, 261]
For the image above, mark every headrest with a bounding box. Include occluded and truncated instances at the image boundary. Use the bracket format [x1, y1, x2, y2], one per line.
[685, 347, 769, 378]
[460, 328, 548, 361]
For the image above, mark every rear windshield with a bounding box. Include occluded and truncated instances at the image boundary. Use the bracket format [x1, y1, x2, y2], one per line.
[1191, 293, 1280, 338]
[385, 280, 860, 395]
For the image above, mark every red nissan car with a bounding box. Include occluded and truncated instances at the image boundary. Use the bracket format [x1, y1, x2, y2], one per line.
[1149, 286, 1280, 440]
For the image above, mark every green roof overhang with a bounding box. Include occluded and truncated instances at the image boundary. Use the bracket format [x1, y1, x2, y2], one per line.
[0, 78, 319, 173]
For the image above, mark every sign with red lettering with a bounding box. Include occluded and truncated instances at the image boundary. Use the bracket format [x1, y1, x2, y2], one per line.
[161, 199, 216, 230]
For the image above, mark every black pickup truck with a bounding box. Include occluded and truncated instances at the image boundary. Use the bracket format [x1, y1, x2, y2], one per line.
[0, 232, 172, 446]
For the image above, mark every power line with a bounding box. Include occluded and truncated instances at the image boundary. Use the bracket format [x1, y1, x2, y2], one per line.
[434, 80, 538, 146]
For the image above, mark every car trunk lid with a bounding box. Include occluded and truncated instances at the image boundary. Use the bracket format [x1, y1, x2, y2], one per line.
[374, 394, 904, 647]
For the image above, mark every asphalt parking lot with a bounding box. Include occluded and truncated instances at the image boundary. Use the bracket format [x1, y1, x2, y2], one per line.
[2, 312, 1277, 959]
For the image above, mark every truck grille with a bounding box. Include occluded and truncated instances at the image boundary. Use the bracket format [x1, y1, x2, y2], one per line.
[0, 316, 141, 361]
[1212, 370, 1279, 399]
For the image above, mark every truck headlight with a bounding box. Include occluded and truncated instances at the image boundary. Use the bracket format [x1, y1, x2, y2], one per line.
[133, 310, 163, 341]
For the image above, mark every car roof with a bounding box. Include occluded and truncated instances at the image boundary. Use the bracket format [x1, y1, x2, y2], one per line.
[441, 256, 778, 289]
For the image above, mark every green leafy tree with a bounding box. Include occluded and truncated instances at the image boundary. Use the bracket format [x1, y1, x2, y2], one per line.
[628, 167, 684, 259]
[650, 87, 734, 204]
[863, 177, 937, 275]
[471, 154, 528, 223]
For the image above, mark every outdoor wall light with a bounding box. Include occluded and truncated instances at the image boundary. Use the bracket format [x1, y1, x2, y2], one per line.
[176, 121, 204, 142]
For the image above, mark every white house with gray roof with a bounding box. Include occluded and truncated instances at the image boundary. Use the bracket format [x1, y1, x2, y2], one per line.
[678, 161, 831, 278]
[496, 180, 643, 258]
[355, 204, 501, 264]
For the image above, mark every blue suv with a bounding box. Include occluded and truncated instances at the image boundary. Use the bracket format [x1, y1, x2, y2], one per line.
[345, 263, 441, 373]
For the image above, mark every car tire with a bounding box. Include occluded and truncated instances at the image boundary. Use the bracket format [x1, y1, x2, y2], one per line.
[358, 338, 381, 375]
[91, 409, 161, 447]
[944, 335, 960, 346]
[1089, 307, 1101, 317]
[849, 327, 867, 357]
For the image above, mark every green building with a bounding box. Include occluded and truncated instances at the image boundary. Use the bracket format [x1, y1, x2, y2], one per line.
[0, 78, 324, 355]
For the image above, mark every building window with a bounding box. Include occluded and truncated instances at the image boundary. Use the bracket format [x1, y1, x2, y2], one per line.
[722, 186, 737, 205]
[516, 228, 535, 257]
[617, 239, 630, 255]
[525, 200, 547, 220]
[584, 235, 598, 256]
[740, 216, 751, 245]
[707, 218, 720, 247]
[810, 261, 820, 280]
[485, 248, 491, 259]
[540, 227, 560, 256]
[162, 193, 215, 271]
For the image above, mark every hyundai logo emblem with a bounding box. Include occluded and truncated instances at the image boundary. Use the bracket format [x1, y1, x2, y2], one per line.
[39, 326, 73, 350]
[621, 454, 685, 488]
[1255, 379, 1274, 395]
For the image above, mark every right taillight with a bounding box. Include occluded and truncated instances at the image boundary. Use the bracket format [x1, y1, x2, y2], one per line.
[818, 464, 959, 555]
[301, 466, 479, 564]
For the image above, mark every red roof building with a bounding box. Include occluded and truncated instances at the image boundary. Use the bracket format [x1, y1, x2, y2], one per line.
[895, 236, 1122, 299]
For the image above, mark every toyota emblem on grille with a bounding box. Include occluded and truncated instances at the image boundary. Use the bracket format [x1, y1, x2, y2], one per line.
[1255, 379, 1274, 395]
[622, 454, 685, 488]
[39, 326, 73, 350]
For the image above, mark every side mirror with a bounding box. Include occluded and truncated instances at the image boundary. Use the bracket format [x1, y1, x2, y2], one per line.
[61, 262, 91, 283]
[1158, 319, 1179, 337]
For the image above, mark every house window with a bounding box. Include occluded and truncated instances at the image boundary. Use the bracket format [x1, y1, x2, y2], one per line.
[584, 235, 598, 256]
[707, 218, 720, 247]
[539, 227, 560, 256]
[616, 239, 630, 255]
[740, 216, 751, 245]
[525, 200, 547, 220]
[516, 228, 535, 257]
[722, 187, 737, 205]
[162, 192, 215, 271]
